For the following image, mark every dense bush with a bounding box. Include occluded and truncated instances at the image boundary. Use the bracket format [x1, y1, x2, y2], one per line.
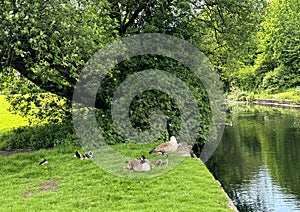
[0, 121, 78, 150]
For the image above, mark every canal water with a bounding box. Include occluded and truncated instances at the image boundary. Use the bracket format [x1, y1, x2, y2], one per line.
[206, 105, 300, 212]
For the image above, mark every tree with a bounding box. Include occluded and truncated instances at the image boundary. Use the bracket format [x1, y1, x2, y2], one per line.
[1, 0, 266, 102]
[244, 0, 300, 92]
[0, 0, 266, 144]
[0, 0, 116, 100]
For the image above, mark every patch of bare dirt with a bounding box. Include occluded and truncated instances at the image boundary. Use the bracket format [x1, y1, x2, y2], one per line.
[22, 191, 35, 198]
[22, 180, 59, 198]
[40, 180, 58, 191]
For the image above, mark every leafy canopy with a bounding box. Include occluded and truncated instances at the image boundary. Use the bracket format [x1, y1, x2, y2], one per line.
[229, 0, 300, 93]
[0, 0, 266, 144]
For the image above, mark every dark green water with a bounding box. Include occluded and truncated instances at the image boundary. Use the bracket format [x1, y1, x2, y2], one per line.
[206, 106, 300, 212]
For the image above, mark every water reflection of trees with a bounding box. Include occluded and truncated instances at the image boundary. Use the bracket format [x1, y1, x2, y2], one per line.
[206, 107, 264, 210]
[206, 105, 300, 210]
[258, 109, 300, 201]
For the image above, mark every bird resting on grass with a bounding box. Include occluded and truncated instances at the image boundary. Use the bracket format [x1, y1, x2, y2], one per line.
[124, 155, 153, 172]
[38, 159, 48, 166]
[74, 150, 93, 160]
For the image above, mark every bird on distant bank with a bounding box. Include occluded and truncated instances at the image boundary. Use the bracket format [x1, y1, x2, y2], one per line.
[218, 122, 233, 127]
[74, 151, 93, 160]
[149, 136, 181, 158]
[38, 159, 48, 166]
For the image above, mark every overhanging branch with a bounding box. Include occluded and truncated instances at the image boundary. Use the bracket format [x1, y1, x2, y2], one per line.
[11, 58, 74, 101]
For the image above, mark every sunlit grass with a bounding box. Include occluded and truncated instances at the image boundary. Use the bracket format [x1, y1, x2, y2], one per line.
[0, 95, 28, 132]
[0, 95, 29, 148]
[0, 147, 232, 211]
[255, 89, 300, 103]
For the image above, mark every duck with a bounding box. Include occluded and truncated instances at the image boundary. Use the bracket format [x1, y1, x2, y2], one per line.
[74, 150, 93, 160]
[38, 159, 48, 166]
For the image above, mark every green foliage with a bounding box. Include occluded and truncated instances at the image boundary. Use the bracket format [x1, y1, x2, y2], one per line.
[0, 0, 115, 81]
[0, 0, 267, 147]
[229, 66, 257, 92]
[235, 0, 300, 93]
[200, 0, 267, 91]
[95, 55, 213, 144]
[246, 92, 255, 103]
[227, 87, 249, 101]
[224, 0, 300, 96]
[0, 121, 77, 150]
[6, 93, 70, 124]
[0, 0, 116, 122]
[0, 95, 76, 150]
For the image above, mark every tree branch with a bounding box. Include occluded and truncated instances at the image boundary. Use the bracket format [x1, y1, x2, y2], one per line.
[50, 64, 78, 86]
[118, 2, 148, 36]
[11, 57, 74, 101]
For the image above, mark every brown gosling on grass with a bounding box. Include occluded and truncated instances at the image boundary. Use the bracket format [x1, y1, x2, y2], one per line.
[154, 159, 168, 167]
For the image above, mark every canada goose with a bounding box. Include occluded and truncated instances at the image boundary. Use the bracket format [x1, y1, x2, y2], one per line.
[149, 136, 180, 158]
[74, 151, 93, 160]
[124, 155, 153, 172]
[74, 151, 81, 159]
[38, 159, 48, 166]
[166, 120, 172, 139]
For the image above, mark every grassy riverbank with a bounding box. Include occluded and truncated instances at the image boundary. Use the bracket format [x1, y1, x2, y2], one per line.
[0, 96, 234, 211]
[228, 88, 300, 103]
[0, 148, 233, 211]
[255, 89, 300, 103]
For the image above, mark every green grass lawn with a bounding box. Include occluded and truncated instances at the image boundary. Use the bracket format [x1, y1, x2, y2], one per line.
[0, 95, 233, 211]
[0, 148, 232, 212]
